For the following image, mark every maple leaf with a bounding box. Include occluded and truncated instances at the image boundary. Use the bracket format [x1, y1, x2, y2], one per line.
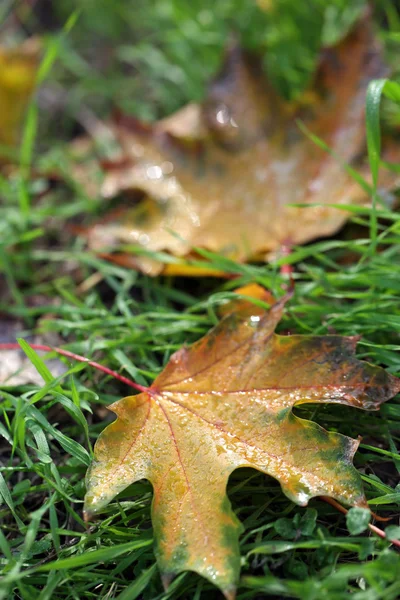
[81, 13, 397, 276]
[84, 291, 400, 598]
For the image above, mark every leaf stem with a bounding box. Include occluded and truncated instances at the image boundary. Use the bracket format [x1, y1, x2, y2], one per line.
[0, 342, 150, 394]
[321, 496, 400, 548]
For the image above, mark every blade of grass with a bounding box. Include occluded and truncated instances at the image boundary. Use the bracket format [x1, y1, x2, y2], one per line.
[365, 78, 387, 256]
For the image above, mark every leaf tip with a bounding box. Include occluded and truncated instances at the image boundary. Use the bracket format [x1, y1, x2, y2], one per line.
[161, 572, 174, 591]
[83, 508, 92, 525]
[83, 493, 101, 524]
[348, 335, 362, 349]
[223, 586, 237, 600]
[390, 373, 400, 396]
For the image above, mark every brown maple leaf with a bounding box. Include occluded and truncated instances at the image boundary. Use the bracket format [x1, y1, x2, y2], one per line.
[80, 13, 398, 276]
[84, 290, 400, 598]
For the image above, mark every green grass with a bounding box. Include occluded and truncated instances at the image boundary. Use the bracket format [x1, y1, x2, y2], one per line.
[1, 1, 400, 599]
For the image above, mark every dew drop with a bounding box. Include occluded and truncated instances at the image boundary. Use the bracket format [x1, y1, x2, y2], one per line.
[139, 233, 150, 245]
[146, 165, 163, 180]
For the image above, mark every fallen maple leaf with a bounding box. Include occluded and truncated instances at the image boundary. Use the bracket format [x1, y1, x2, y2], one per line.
[0, 38, 40, 148]
[84, 292, 400, 598]
[81, 13, 397, 276]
